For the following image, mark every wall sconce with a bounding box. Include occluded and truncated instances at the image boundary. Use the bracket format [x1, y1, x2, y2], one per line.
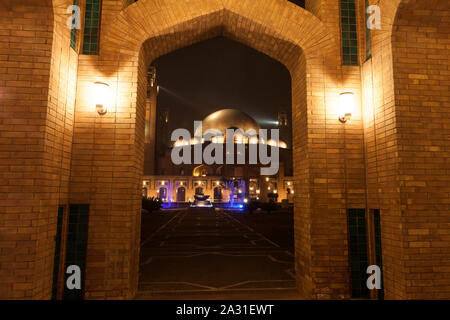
[339, 92, 355, 123]
[93, 82, 111, 115]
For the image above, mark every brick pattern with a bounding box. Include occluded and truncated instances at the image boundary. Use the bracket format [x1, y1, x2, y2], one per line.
[363, 0, 450, 299]
[0, 0, 77, 299]
[305, 0, 323, 19]
[392, 0, 450, 299]
[362, 0, 409, 299]
[70, 0, 363, 299]
[1, 0, 448, 300]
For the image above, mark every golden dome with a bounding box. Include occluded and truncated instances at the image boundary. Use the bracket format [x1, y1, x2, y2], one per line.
[202, 109, 261, 134]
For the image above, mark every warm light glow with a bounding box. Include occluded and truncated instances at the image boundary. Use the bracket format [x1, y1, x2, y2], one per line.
[291, 190, 294, 194]
[250, 187, 254, 191]
[238, 189, 242, 193]
[339, 92, 355, 122]
[287, 182, 291, 186]
[244, 198, 248, 203]
[265, 177, 269, 182]
[268, 187, 271, 191]
[92, 82, 112, 115]
[180, 182, 183, 186]
[234, 133, 244, 144]
[279, 141, 287, 149]
[274, 190, 278, 194]
[174, 139, 189, 147]
[249, 136, 258, 144]
[190, 138, 200, 145]
[216, 181, 220, 186]
[173, 139, 189, 147]
[256, 189, 260, 194]
[211, 136, 225, 144]
[267, 139, 278, 147]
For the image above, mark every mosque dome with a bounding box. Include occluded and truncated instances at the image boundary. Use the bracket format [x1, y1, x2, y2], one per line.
[202, 109, 261, 134]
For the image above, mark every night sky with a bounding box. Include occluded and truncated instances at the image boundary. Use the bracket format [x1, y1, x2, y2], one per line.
[153, 36, 292, 144]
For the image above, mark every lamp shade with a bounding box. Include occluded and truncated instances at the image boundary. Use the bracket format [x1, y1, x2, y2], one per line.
[339, 92, 355, 122]
[93, 82, 111, 115]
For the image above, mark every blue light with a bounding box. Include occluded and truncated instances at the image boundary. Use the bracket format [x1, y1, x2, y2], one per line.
[161, 202, 173, 209]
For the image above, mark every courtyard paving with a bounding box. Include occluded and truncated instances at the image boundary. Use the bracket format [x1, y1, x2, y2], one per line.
[136, 208, 301, 300]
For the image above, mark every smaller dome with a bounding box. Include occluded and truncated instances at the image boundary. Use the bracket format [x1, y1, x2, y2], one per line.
[266, 139, 288, 148]
[267, 139, 278, 147]
[279, 141, 287, 149]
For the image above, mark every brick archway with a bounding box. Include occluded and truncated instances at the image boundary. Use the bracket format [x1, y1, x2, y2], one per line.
[2, 0, 448, 300]
[70, 0, 359, 300]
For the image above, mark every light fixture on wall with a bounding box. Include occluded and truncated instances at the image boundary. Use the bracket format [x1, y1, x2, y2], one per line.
[93, 82, 111, 115]
[339, 92, 355, 123]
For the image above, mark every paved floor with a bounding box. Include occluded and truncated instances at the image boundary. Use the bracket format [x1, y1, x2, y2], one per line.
[136, 208, 301, 300]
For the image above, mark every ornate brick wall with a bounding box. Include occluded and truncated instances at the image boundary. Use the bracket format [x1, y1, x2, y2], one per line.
[70, 0, 357, 299]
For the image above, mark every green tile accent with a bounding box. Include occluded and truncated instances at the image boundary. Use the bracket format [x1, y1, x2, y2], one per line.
[347, 209, 370, 299]
[365, 0, 372, 60]
[70, 0, 79, 50]
[51, 206, 64, 300]
[64, 204, 90, 300]
[82, 0, 101, 55]
[340, 0, 359, 65]
[373, 209, 384, 300]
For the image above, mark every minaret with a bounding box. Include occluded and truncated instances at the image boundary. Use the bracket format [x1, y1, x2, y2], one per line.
[144, 67, 158, 175]
[277, 111, 289, 147]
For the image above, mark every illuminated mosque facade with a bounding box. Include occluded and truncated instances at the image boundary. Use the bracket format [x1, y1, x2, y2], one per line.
[142, 107, 294, 205]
